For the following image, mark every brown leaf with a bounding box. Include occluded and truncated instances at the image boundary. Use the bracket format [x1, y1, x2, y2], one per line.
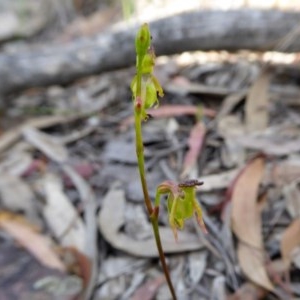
[231, 157, 274, 291]
[280, 218, 300, 267]
[0, 211, 65, 272]
[181, 121, 206, 178]
[232, 157, 264, 244]
[220, 158, 259, 216]
[131, 276, 165, 300]
[237, 243, 273, 292]
[215, 259, 290, 300]
[119, 105, 216, 130]
[148, 105, 216, 118]
[245, 70, 270, 132]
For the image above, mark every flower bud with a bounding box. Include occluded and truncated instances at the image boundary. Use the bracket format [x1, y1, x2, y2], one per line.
[135, 23, 151, 57]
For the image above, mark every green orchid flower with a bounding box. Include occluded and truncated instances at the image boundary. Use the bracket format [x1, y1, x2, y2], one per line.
[156, 180, 207, 241]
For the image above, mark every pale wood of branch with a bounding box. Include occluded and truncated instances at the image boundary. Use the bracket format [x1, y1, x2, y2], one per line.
[1, 10, 300, 94]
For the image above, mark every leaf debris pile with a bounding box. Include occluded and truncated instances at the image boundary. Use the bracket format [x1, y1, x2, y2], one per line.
[1, 6, 300, 300]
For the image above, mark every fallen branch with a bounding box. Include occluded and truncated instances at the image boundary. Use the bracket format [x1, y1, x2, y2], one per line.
[1, 9, 300, 94]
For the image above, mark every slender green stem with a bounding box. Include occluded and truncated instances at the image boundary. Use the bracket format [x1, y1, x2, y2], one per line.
[150, 212, 177, 300]
[134, 107, 153, 215]
[134, 99, 177, 300]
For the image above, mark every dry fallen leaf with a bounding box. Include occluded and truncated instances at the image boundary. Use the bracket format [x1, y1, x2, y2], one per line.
[23, 127, 68, 163]
[280, 218, 300, 268]
[237, 243, 273, 292]
[231, 157, 274, 291]
[148, 105, 216, 118]
[120, 105, 216, 130]
[245, 70, 270, 132]
[198, 168, 240, 192]
[41, 173, 86, 253]
[181, 121, 206, 178]
[0, 211, 65, 272]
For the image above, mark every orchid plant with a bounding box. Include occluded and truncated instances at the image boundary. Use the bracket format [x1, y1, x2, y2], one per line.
[131, 23, 207, 300]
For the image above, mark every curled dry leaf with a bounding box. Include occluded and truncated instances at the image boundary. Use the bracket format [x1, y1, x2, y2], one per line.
[0, 211, 65, 272]
[280, 218, 300, 268]
[181, 121, 206, 178]
[231, 157, 274, 291]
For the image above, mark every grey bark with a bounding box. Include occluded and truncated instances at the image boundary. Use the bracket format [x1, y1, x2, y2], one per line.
[1, 9, 300, 94]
